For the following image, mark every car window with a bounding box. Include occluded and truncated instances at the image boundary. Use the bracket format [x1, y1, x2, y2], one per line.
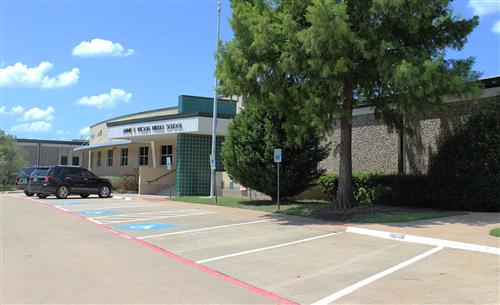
[32, 167, 51, 176]
[65, 167, 83, 177]
[81, 170, 96, 179]
[50, 167, 63, 176]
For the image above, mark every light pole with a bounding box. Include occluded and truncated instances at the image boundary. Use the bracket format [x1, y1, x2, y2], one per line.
[210, 0, 221, 197]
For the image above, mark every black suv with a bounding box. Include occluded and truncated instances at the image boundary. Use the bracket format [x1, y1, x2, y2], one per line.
[27, 166, 113, 199]
[15, 166, 39, 196]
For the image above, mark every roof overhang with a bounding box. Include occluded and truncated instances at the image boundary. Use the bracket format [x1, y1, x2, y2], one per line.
[73, 139, 149, 151]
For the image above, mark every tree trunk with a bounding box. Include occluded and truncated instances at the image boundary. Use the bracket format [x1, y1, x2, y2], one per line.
[336, 80, 357, 210]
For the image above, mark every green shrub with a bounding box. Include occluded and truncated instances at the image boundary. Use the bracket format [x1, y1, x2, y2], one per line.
[318, 173, 338, 201]
[370, 174, 428, 207]
[107, 170, 139, 193]
[427, 101, 500, 212]
[318, 172, 428, 207]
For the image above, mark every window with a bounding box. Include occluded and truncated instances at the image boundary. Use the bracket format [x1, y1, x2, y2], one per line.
[60, 156, 68, 165]
[97, 151, 102, 167]
[139, 146, 149, 166]
[81, 170, 96, 179]
[160, 145, 173, 166]
[107, 150, 113, 166]
[72, 156, 79, 166]
[65, 167, 83, 177]
[121, 148, 128, 166]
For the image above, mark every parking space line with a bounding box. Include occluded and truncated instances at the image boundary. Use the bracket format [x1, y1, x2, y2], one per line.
[68, 204, 162, 211]
[310, 246, 443, 305]
[19, 194, 300, 305]
[91, 211, 213, 224]
[138, 219, 271, 239]
[90, 209, 201, 218]
[346, 226, 500, 255]
[196, 232, 341, 264]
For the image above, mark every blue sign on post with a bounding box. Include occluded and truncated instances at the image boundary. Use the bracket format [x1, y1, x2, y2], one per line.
[274, 149, 282, 163]
[210, 154, 216, 170]
[112, 223, 178, 231]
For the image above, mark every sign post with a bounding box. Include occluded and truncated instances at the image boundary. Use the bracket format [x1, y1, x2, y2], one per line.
[274, 149, 282, 210]
[210, 154, 218, 204]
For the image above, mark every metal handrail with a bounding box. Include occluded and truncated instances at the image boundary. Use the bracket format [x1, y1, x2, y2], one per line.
[146, 169, 176, 184]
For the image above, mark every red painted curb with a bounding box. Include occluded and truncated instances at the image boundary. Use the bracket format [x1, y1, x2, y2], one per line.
[25, 196, 300, 305]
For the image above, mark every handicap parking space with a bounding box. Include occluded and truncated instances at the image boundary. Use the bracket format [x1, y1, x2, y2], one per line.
[12, 192, 499, 305]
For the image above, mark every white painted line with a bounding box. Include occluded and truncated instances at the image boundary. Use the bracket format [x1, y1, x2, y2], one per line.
[89, 209, 204, 219]
[310, 246, 443, 305]
[196, 232, 341, 264]
[346, 226, 500, 255]
[138, 219, 271, 239]
[67, 204, 161, 211]
[94, 212, 213, 224]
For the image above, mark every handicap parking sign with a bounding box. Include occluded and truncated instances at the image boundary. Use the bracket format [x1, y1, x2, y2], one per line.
[76, 210, 124, 215]
[112, 223, 178, 231]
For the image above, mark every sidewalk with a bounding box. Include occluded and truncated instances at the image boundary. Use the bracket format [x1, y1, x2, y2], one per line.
[346, 212, 500, 247]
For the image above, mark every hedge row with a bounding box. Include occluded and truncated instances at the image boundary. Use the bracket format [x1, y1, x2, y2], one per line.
[318, 172, 427, 208]
[318, 172, 498, 212]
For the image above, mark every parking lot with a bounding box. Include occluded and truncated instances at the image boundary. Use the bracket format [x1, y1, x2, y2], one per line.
[2, 192, 499, 304]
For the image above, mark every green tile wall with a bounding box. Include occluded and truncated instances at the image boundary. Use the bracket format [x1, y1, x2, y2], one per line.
[178, 95, 236, 116]
[176, 134, 224, 196]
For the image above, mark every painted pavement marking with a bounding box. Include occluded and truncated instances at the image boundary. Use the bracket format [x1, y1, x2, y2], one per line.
[346, 226, 500, 255]
[45, 201, 81, 205]
[196, 232, 341, 264]
[19, 195, 299, 305]
[67, 203, 162, 211]
[89, 211, 214, 225]
[76, 210, 125, 215]
[138, 219, 271, 239]
[112, 223, 179, 231]
[309, 246, 443, 305]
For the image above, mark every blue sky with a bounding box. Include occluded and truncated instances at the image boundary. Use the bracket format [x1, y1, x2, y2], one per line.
[0, 0, 499, 140]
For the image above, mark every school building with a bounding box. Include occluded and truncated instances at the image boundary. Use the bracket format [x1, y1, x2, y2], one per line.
[16, 76, 499, 198]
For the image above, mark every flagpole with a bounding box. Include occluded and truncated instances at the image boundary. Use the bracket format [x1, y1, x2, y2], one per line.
[210, 0, 221, 197]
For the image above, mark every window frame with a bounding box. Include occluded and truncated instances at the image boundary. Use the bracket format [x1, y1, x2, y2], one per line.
[97, 151, 102, 167]
[139, 146, 149, 166]
[107, 150, 113, 167]
[121, 148, 129, 166]
[160, 145, 173, 166]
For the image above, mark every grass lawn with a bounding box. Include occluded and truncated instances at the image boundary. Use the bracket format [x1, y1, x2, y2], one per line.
[171, 196, 455, 223]
[489, 227, 500, 237]
[0, 185, 16, 192]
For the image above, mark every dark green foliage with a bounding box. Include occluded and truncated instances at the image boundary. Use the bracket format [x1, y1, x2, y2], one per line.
[319, 172, 428, 207]
[222, 104, 329, 200]
[370, 174, 429, 207]
[427, 102, 500, 212]
[218, 0, 480, 209]
[0, 130, 28, 186]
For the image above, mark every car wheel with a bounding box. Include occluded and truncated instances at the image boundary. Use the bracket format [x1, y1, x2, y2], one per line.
[98, 185, 111, 198]
[80, 194, 90, 198]
[55, 185, 69, 199]
[36, 193, 48, 199]
[24, 190, 35, 197]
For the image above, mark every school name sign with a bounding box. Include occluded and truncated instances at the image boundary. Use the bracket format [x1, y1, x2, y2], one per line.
[108, 118, 198, 138]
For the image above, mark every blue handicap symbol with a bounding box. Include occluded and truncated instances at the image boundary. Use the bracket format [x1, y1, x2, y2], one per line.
[112, 223, 178, 231]
[47, 201, 81, 205]
[76, 210, 124, 215]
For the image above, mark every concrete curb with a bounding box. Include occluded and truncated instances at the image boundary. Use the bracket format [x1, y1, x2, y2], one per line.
[346, 226, 500, 255]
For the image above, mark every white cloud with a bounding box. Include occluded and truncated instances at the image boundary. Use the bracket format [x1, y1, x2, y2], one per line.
[76, 88, 132, 109]
[468, 0, 500, 16]
[11, 121, 53, 133]
[22, 106, 55, 122]
[79, 126, 90, 138]
[0, 105, 25, 115]
[56, 129, 71, 136]
[492, 20, 500, 34]
[73, 38, 135, 57]
[0, 62, 79, 88]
